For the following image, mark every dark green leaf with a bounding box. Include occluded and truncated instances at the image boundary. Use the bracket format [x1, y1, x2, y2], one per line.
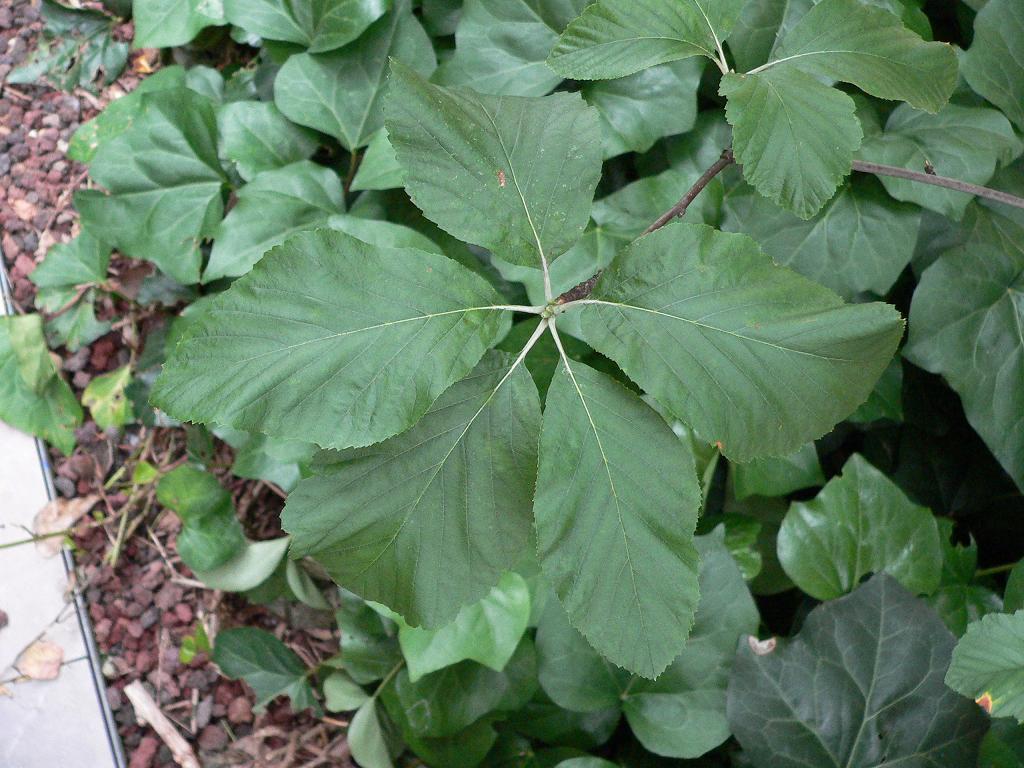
[961, 0, 1024, 132]
[217, 101, 319, 181]
[222, 0, 389, 52]
[213, 627, 320, 714]
[156, 465, 245, 572]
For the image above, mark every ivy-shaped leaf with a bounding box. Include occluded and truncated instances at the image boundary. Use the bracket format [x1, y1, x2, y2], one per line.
[578, 223, 904, 461]
[274, 0, 435, 151]
[222, 0, 389, 52]
[385, 61, 602, 270]
[153, 229, 512, 450]
[534, 358, 701, 679]
[132, 0, 224, 48]
[75, 89, 226, 285]
[928, 520, 1003, 636]
[778, 454, 943, 600]
[961, 0, 1024, 132]
[216, 101, 319, 181]
[156, 465, 245, 572]
[729, 574, 987, 767]
[213, 627, 321, 714]
[82, 365, 132, 430]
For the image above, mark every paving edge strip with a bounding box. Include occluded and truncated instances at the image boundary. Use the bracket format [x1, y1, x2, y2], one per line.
[2, 264, 127, 768]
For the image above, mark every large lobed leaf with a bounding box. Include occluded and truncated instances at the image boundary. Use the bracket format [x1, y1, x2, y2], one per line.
[152, 228, 511, 450]
[578, 223, 905, 461]
[282, 352, 540, 628]
[729, 574, 988, 768]
[385, 61, 602, 269]
[534, 358, 701, 679]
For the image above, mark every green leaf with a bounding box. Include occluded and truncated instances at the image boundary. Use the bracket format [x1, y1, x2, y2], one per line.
[537, 530, 758, 758]
[156, 465, 246, 572]
[434, 0, 587, 96]
[578, 223, 904, 461]
[0, 314, 81, 454]
[131, 0, 224, 48]
[332, 596, 402, 685]
[384, 61, 602, 269]
[548, 0, 748, 79]
[858, 103, 1020, 219]
[153, 228, 511, 450]
[584, 59, 703, 159]
[947, 610, 1024, 723]
[721, 175, 922, 299]
[534, 358, 701, 679]
[927, 519, 1002, 636]
[222, 0, 389, 52]
[778, 454, 942, 600]
[215, 427, 315, 493]
[384, 636, 537, 737]
[191, 536, 291, 592]
[75, 89, 225, 284]
[731, 442, 824, 500]
[757, 0, 956, 113]
[283, 352, 539, 628]
[725, 495, 793, 595]
[214, 627, 320, 714]
[351, 128, 404, 191]
[980, 720, 1024, 768]
[285, 560, 331, 609]
[729, 574, 987, 767]
[721, 67, 862, 219]
[961, 0, 1024, 132]
[216, 101, 319, 181]
[324, 671, 370, 712]
[1008, 563, 1024, 613]
[349, 699, 394, 768]
[82, 365, 132, 430]
[325, 213, 444, 253]
[389, 573, 531, 681]
[718, 514, 763, 581]
[274, 0, 435, 150]
[848, 357, 903, 423]
[205, 161, 345, 281]
[904, 240, 1024, 490]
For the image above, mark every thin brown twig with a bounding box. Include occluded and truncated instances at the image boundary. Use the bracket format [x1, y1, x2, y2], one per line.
[555, 148, 1024, 304]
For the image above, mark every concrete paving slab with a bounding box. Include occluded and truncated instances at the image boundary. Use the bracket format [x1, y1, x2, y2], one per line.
[0, 271, 125, 767]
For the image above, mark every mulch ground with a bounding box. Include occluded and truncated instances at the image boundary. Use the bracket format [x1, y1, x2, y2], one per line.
[1, 3, 351, 766]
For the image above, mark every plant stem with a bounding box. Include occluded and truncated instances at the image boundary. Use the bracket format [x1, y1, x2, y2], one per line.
[555, 148, 1024, 305]
[850, 160, 1024, 210]
[976, 562, 1019, 577]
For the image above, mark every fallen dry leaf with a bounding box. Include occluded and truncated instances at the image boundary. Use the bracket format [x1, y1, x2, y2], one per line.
[15, 640, 64, 681]
[33, 494, 99, 557]
[11, 198, 37, 222]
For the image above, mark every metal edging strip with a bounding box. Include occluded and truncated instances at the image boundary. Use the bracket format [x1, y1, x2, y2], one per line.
[1, 262, 127, 768]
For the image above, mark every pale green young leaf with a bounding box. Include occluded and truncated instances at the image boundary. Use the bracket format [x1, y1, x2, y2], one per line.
[760, 0, 956, 113]
[222, 0, 389, 52]
[548, 0, 748, 79]
[729, 575, 987, 767]
[0, 314, 81, 454]
[216, 101, 319, 181]
[282, 352, 539, 628]
[30, 232, 110, 293]
[214, 627, 320, 714]
[351, 128, 403, 191]
[778, 454, 942, 600]
[82, 365, 132, 430]
[349, 699, 394, 768]
[131, 0, 224, 48]
[153, 229, 511, 450]
[156, 465, 246, 572]
[946, 611, 1024, 723]
[721, 175, 922, 299]
[205, 161, 345, 282]
[731, 442, 824, 500]
[434, 0, 588, 96]
[384, 61, 602, 269]
[191, 537, 291, 592]
[584, 59, 703, 159]
[274, 0, 435, 150]
[534, 359, 701, 679]
[537, 530, 758, 757]
[386, 573, 531, 681]
[721, 68, 862, 219]
[904, 240, 1024, 490]
[961, 0, 1024, 132]
[43, 294, 110, 354]
[858, 103, 1020, 219]
[323, 671, 370, 712]
[285, 561, 331, 610]
[75, 89, 225, 285]
[579, 223, 904, 461]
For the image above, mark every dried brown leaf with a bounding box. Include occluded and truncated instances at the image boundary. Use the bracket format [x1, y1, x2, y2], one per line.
[33, 494, 99, 556]
[15, 639, 64, 681]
